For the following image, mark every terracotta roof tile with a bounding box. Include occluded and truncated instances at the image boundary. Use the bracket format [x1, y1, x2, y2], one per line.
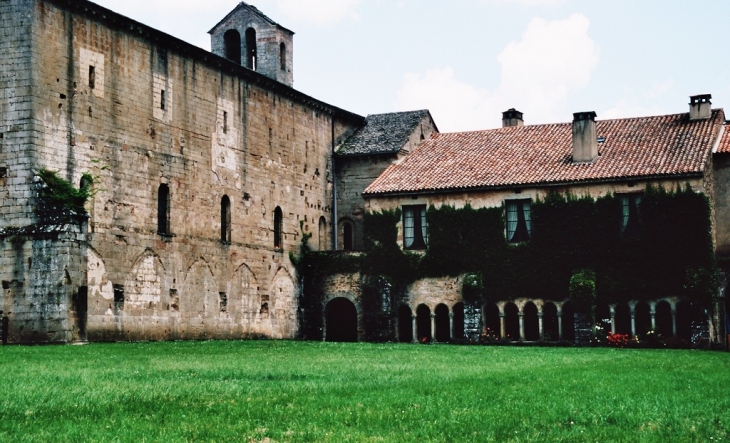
[364, 110, 725, 195]
[718, 123, 730, 153]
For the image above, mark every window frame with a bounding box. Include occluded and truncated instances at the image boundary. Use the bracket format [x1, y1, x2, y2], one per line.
[505, 199, 532, 244]
[619, 193, 643, 238]
[403, 205, 428, 250]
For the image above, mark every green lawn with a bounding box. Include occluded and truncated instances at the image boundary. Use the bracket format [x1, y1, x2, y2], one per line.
[1, 341, 728, 442]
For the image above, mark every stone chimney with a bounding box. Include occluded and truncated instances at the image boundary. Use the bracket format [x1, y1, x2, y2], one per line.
[502, 108, 524, 127]
[689, 94, 712, 120]
[572, 111, 598, 163]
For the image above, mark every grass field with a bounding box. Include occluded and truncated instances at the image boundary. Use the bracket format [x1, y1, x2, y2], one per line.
[1, 341, 729, 442]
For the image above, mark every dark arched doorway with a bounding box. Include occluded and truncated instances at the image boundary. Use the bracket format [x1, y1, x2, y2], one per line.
[562, 302, 575, 342]
[504, 302, 519, 341]
[325, 298, 357, 342]
[542, 302, 558, 341]
[635, 301, 652, 337]
[416, 304, 431, 343]
[398, 305, 413, 343]
[453, 302, 465, 340]
[484, 302, 500, 338]
[435, 304, 450, 342]
[655, 301, 673, 338]
[595, 303, 611, 339]
[524, 302, 539, 341]
[614, 303, 631, 335]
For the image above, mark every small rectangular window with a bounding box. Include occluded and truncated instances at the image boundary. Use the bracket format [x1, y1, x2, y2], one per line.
[219, 292, 228, 313]
[620, 193, 642, 237]
[89, 66, 95, 89]
[506, 199, 532, 243]
[403, 205, 427, 250]
[223, 111, 228, 134]
[160, 90, 166, 110]
[113, 284, 124, 311]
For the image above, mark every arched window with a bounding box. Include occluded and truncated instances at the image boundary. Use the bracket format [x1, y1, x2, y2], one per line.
[318, 216, 327, 251]
[279, 42, 286, 71]
[273, 206, 283, 249]
[342, 221, 353, 251]
[157, 184, 170, 235]
[245, 28, 257, 70]
[220, 195, 231, 244]
[224, 29, 241, 64]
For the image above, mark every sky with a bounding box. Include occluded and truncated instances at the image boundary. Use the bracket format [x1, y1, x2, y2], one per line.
[91, 0, 730, 133]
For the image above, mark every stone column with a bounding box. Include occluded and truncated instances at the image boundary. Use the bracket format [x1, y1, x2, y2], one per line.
[430, 313, 436, 343]
[538, 312, 544, 340]
[609, 305, 616, 334]
[650, 305, 656, 331]
[518, 313, 525, 341]
[557, 310, 563, 340]
[499, 313, 506, 339]
[449, 312, 454, 341]
[671, 310, 677, 338]
[630, 311, 636, 338]
[411, 315, 418, 344]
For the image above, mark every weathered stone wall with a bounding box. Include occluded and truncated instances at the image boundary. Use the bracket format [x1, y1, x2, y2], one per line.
[713, 154, 730, 259]
[0, 0, 362, 342]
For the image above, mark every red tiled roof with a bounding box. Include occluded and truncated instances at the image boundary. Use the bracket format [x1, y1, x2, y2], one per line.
[717, 124, 730, 153]
[364, 110, 725, 195]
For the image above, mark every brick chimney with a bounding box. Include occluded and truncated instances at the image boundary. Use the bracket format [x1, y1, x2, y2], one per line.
[689, 94, 712, 120]
[502, 108, 524, 127]
[572, 111, 598, 163]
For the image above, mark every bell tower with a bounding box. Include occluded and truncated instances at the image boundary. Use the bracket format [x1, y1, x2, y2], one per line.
[209, 2, 294, 87]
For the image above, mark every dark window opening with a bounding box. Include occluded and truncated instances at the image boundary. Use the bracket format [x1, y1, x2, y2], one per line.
[403, 205, 427, 250]
[169, 289, 179, 311]
[506, 199, 531, 243]
[620, 193, 642, 238]
[113, 284, 124, 311]
[223, 111, 228, 134]
[223, 29, 241, 64]
[325, 297, 358, 342]
[160, 90, 166, 110]
[273, 206, 283, 249]
[221, 195, 231, 243]
[89, 66, 95, 89]
[245, 28, 257, 70]
[279, 42, 286, 71]
[219, 292, 228, 313]
[158, 184, 170, 235]
[342, 221, 354, 251]
[318, 216, 327, 251]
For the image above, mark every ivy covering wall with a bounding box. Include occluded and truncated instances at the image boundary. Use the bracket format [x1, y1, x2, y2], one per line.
[294, 185, 717, 339]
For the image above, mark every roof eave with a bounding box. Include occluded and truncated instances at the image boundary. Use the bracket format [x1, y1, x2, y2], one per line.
[363, 172, 706, 198]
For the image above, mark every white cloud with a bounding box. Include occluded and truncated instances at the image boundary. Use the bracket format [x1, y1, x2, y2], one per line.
[274, 0, 361, 26]
[396, 14, 599, 132]
[601, 78, 674, 119]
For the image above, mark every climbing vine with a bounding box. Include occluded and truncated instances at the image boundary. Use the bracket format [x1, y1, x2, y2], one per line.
[35, 168, 94, 220]
[293, 184, 717, 339]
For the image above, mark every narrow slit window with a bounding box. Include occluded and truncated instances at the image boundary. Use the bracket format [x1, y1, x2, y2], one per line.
[221, 195, 231, 243]
[89, 66, 96, 89]
[223, 111, 228, 134]
[158, 184, 170, 235]
[280, 42, 286, 71]
[245, 28, 257, 71]
[620, 193, 642, 238]
[160, 90, 166, 110]
[273, 206, 283, 249]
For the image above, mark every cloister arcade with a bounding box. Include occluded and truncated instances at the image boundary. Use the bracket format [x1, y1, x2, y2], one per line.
[322, 294, 709, 343]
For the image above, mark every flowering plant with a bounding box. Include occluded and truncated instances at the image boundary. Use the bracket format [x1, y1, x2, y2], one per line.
[607, 332, 629, 348]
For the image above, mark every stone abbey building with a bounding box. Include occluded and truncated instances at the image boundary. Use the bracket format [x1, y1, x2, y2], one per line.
[0, 0, 727, 347]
